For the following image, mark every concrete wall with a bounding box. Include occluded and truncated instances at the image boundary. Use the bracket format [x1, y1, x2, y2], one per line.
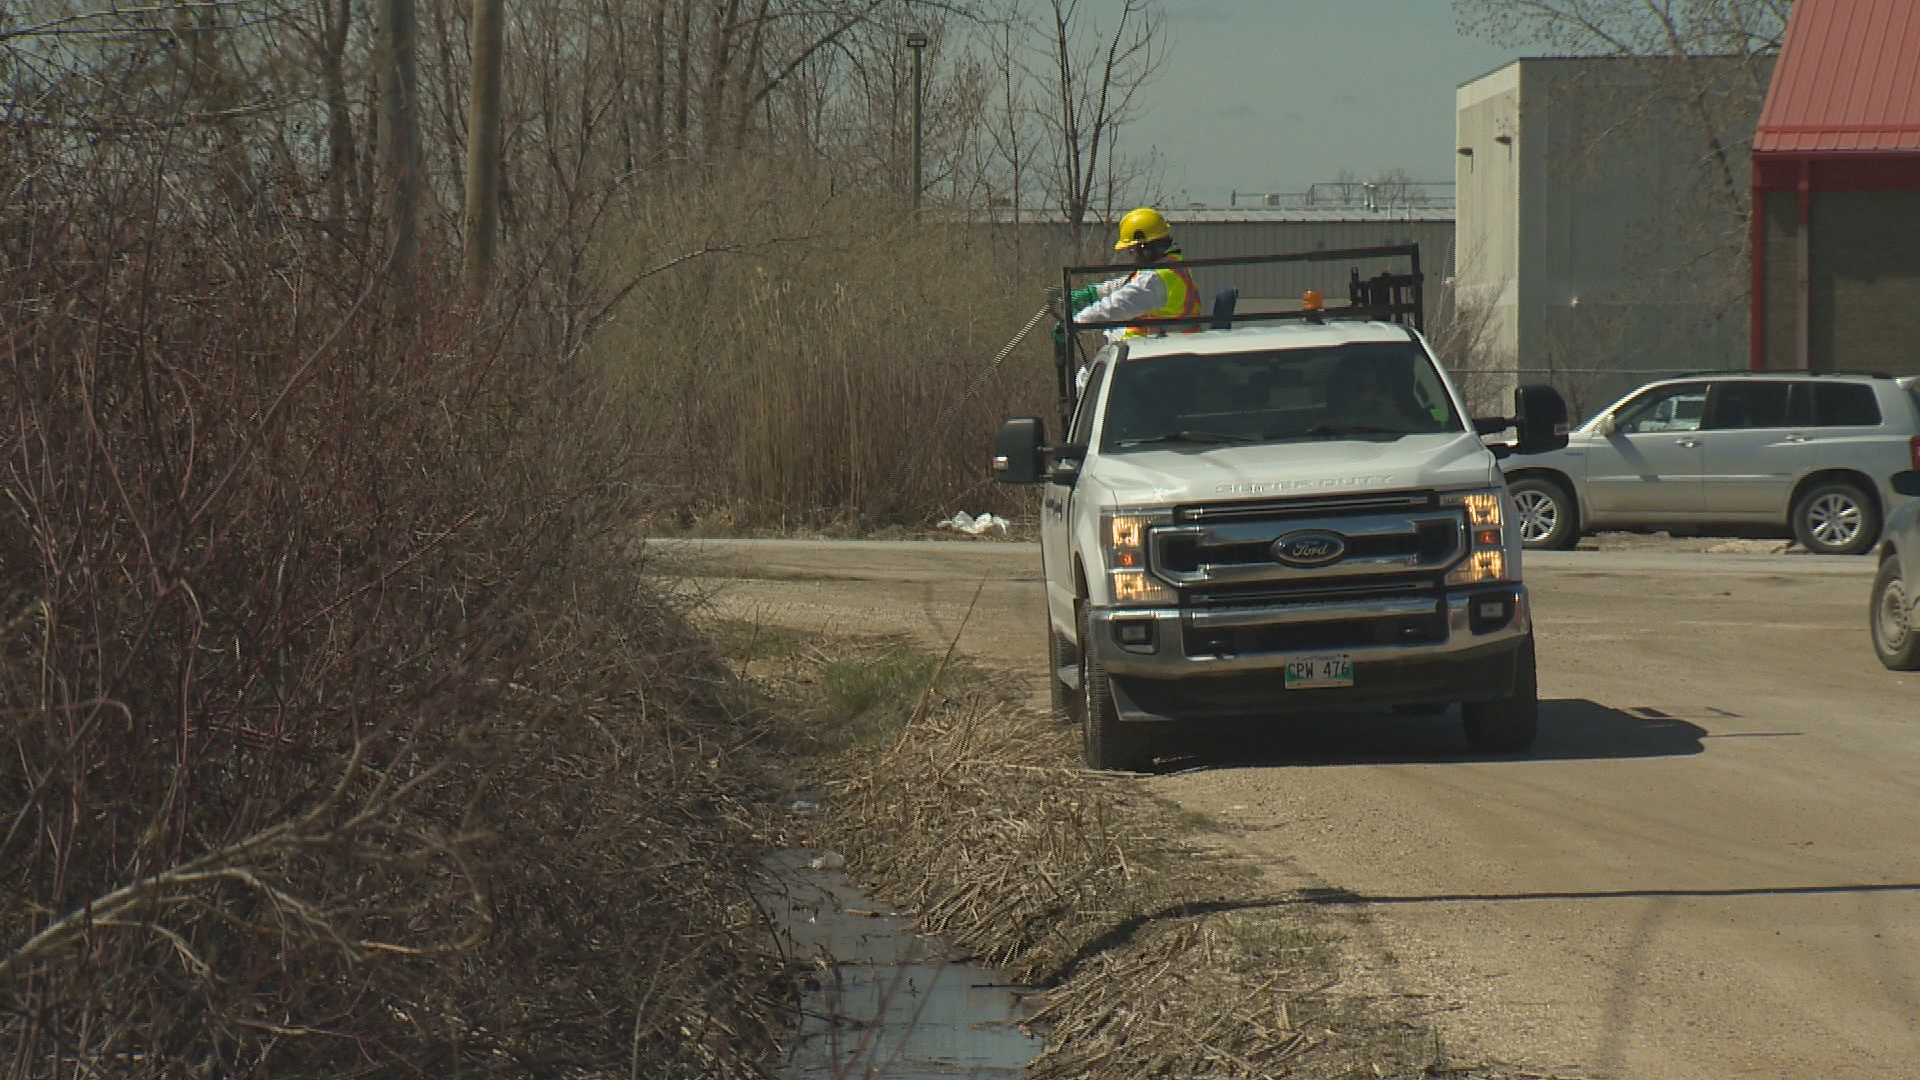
[1454, 62, 1522, 384]
[1457, 57, 1769, 417]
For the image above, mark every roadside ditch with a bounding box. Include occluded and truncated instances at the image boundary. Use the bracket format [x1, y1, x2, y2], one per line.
[718, 622, 1500, 1079]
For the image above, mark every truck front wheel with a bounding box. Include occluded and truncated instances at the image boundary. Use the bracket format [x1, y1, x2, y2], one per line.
[1461, 635, 1540, 753]
[1079, 609, 1155, 771]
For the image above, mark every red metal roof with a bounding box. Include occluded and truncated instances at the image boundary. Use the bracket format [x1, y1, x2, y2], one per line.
[1755, 0, 1920, 155]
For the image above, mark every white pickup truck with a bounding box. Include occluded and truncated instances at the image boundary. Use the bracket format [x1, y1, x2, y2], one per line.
[993, 280, 1571, 770]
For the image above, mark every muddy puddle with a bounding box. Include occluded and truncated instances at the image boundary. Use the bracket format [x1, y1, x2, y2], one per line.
[762, 848, 1043, 1078]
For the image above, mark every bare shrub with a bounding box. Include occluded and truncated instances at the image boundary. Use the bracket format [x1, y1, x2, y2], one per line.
[1428, 270, 1513, 418]
[1, 168, 775, 1077]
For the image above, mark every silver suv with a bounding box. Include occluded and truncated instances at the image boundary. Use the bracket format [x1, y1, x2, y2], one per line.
[1501, 374, 1920, 555]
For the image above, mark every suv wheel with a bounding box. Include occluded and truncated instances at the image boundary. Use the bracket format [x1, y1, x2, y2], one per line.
[1793, 480, 1880, 556]
[1079, 608, 1155, 771]
[1048, 630, 1081, 722]
[1509, 477, 1579, 551]
[1462, 635, 1539, 753]
[1870, 558, 1920, 670]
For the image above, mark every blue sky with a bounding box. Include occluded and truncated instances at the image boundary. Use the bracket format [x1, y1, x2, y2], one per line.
[1122, 0, 1517, 204]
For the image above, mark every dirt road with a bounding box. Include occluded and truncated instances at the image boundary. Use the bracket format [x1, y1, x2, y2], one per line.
[682, 538, 1920, 1079]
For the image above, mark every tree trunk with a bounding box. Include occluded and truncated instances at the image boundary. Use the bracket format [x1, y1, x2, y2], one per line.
[379, 0, 423, 283]
[464, 0, 505, 294]
[323, 0, 355, 231]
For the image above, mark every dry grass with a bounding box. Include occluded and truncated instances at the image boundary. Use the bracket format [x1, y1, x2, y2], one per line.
[723, 627, 1468, 1079]
[592, 163, 1060, 533]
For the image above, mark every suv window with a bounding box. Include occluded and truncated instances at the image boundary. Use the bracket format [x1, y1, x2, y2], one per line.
[1704, 381, 1794, 430]
[1098, 342, 1461, 452]
[1614, 383, 1708, 434]
[1813, 382, 1882, 427]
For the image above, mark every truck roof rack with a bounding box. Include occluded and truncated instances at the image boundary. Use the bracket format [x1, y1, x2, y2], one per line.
[1062, 244, 1425, 335]
[1051, 244, 1425, 427]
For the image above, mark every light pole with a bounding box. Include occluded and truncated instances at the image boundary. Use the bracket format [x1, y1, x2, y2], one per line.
[906, 30, 928, 211]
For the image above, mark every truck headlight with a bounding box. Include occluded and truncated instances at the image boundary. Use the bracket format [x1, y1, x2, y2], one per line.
[1443, 489, 1510, 585]
[1102, 512, 1175, 605]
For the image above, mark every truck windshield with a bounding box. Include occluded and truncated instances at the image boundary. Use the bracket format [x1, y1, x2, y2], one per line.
[1099, 342, 1463, 452]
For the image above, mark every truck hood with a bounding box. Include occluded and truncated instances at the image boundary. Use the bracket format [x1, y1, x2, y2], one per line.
[1085, 432, 1499, 507]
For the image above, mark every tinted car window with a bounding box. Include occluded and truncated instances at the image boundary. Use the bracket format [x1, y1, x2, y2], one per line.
[1786, 383, 1814, 426]
[1613, 383, 1708, 434]
[1704, 381, 1792, 429]
[1814, 383, 1882, 427]
[1099, 342, 1461, 452]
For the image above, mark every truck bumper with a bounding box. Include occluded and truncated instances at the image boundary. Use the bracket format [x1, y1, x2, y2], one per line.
[1088, 586, 1530, 723]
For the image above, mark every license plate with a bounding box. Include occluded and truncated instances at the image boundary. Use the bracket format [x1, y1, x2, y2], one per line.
[1284, 653, 1354, 689]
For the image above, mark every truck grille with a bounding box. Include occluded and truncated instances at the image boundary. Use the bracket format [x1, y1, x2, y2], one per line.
[1182, 606, 1447, 657]
[1150, 491, 1467, 603]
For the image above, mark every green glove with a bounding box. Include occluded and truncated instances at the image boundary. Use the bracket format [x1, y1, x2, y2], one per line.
[1069, 284, 1101, 309]
[1052, 320, 1068, 345]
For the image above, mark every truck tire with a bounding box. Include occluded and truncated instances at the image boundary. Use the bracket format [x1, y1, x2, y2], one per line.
[1870, 558, 1920, 671]
[1462, 635, 1539, 753]
[1792, 480, 1879, 556]
[1508, 476, 1579, 551]
[1079, 608, 1154, 772]
[1049, 630, 1081, 722]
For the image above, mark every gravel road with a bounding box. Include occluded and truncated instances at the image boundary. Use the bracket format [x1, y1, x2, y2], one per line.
[679, 538, 1920, 1080]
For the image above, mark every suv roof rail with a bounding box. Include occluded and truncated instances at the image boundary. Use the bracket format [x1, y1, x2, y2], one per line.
[1664, 369, 1895, 381]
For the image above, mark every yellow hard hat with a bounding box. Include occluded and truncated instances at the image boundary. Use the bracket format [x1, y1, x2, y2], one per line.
[1114, 207, 1172, 251]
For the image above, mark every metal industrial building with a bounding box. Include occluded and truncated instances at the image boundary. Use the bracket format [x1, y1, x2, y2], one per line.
[1751, 0, 1920, 377]
[1455, 56, 1772, 415]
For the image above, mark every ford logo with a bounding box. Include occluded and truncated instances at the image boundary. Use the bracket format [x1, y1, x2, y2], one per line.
[1272, 529, 1348, 567]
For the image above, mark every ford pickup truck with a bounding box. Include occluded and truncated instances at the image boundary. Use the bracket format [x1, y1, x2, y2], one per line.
[992, 248, 1570, 770]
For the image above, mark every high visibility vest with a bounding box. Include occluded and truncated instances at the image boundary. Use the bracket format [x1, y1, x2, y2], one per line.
[1125, 253, 1201, 336]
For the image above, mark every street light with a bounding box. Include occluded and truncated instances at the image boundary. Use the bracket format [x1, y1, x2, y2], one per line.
[906, 30, 929, 212]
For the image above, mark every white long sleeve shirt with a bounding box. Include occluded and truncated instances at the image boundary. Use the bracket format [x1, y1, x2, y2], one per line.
[1074, 271, 1169, 327]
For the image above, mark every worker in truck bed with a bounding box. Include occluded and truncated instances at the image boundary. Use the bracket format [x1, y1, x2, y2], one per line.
[1065, 207, 1202, 392]
[1072, 207, 1201, 335]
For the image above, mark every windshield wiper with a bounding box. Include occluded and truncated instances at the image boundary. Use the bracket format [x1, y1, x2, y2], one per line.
[1117, 430, 1261, 448]
[1286, 424, 1411, 439]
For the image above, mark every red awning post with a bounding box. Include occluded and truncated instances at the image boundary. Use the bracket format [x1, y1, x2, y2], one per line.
[1796, 161, 1811, 371]
[1749, 181, 1766, 370]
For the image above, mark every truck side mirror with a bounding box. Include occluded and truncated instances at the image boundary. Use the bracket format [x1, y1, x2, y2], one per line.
[992, 417, 1047, 485]
[1472, 416, 1511, 436]
[1512, 384, 1570, 455]
[1892, 470, 1920, 498]
[1049, 442, 1087, 487]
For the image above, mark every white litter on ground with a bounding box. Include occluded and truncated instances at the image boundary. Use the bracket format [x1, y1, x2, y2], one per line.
[937, 511, 1009, 537]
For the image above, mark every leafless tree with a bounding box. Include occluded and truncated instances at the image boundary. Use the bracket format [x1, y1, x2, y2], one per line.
[1035, 0, 1166, 256]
